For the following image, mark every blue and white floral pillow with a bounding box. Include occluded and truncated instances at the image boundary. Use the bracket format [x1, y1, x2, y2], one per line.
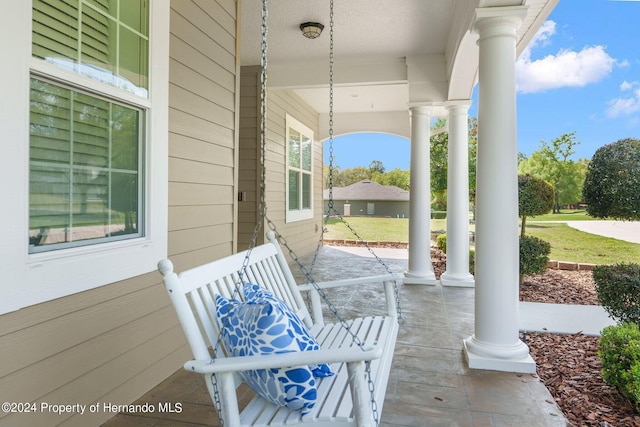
[215, 283, 333, 414]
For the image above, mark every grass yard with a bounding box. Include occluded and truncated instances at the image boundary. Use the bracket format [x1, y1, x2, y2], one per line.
[325, 217, 409, 241]
[527, 209, 596, 222]
[525, 222, 640, 264]
[325, 215, 640, 265]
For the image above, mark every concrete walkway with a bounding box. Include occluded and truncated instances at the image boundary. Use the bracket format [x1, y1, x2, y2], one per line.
[519, 302, 616, 336]
[567, 220, 640, 244]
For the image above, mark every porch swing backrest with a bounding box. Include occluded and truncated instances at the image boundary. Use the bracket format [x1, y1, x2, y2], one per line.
[158, 230, 401, 426]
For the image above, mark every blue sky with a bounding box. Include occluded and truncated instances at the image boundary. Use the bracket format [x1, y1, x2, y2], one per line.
[325, 0, 640, 171]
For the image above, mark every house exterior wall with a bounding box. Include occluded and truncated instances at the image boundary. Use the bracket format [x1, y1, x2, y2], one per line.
[239, 66, 324, 256]
[238, 66, 261, 249]
[265, 89, 325, 256]
[326, 200, 411, 218]
[0, 1, 239, 426]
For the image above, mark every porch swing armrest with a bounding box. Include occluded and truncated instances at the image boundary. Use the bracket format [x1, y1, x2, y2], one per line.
[298, 273, 404, 292]
[300, 273, 403, 322]
[183, 345, 383, 374]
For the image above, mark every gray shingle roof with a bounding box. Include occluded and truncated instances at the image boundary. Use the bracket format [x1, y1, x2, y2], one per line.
[323, 179, 409, 201]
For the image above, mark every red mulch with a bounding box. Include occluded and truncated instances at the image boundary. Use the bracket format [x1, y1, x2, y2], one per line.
[519, 269, 639, 426]
[431, 252, 640, 426]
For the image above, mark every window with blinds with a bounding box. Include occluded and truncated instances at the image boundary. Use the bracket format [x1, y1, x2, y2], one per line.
[32, 0, 149, 97]
[29, 78, 143, 252]
[286, 115, 314, 222]
[29, 0, 148, 252]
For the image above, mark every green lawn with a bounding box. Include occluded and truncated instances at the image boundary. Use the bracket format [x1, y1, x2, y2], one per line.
[324, 215, 640, 265]
[525, 222, 640, 264]
[527, 209, 597, 222]
[325, 217, 409, 241]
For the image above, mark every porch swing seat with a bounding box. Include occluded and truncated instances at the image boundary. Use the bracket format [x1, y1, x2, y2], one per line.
[158, 231, 401, 426]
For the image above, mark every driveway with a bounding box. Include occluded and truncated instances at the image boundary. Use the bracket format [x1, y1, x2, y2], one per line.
[566, 221, 640, 244]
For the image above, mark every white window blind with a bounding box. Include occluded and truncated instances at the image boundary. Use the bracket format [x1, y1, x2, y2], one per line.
[32, 0, 149, 97]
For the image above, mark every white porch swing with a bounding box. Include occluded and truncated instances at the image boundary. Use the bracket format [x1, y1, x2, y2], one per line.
[157, 1, 402, 425]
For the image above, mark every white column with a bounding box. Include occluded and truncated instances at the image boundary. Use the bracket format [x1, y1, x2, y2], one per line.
[441, 101, 474, 287]
[404, 105, 436, 285]
[463, 6, 535, 373]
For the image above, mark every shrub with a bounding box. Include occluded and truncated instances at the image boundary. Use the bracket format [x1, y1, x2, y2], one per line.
[436, 233, 447, 253]
[434, 234, 475, 274]
[431, 211, 447, 219]
[518, 174, 554, 236]
[519, 235, 551, 281]
[583, 138, 640, 221]
[593, 263, 640, 325]
[598, 322, 640, 409]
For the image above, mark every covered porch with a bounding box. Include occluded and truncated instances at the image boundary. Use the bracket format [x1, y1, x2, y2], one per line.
[102, 246, 565, 426]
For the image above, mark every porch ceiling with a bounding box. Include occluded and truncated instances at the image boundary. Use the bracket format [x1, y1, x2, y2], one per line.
[240, 0, 556, 121]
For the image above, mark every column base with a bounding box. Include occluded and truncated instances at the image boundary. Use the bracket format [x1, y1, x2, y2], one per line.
[463, 336, 536, 373]
[403, 271, 437, 285]
[440, 271, 475, 287]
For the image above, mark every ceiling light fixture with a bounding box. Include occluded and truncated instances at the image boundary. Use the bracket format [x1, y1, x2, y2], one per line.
[299, 22, 324, 39]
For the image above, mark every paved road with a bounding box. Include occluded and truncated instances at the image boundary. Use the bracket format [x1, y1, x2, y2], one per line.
[566, 221, 640, 244]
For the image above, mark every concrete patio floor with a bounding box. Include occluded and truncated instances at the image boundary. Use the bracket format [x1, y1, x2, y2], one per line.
[102, 245, 567, 427]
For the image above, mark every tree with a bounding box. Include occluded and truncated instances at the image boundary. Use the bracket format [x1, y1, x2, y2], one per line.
[379, 168, 410, 191]
[518, 174, 554, 236]
[368, 160, 385, 178]
[518, 132, 587, 213]
[429, 117, 478, 211]
[583, 138, 640, 221]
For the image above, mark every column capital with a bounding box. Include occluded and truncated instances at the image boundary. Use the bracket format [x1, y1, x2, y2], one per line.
[445, 100, 472, 115]
[473, 6, 527, 38]
[407, 104, 435, 117]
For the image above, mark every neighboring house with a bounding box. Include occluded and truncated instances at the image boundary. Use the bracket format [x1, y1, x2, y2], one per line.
[0, 1, 556, 425]
[324, 180, 410, 218]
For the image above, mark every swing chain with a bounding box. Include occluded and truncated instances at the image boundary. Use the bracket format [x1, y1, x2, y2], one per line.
[209, 1, 270, 424]
[366, 361, 380, 426]
[238, 0, 269, 287]
[320, 0, 403, 323]
[325, 206, 405, 322]
[327, 0, 335, 209]
[209, 374, 225, 427]
[265, 218, 366, 349]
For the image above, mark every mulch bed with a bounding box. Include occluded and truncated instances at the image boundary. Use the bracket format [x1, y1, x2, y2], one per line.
[430, 252, 640, 425]
[518, 269, 639, 426]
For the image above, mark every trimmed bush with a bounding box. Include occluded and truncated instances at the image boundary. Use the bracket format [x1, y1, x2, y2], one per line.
[431, 211, 447, 219]
[519, 235, 551, 280]
[518, 174, 554, 236]
[593, 263, 640, 325]
[436, 233, 447, 253]
[583, 138, 640, 221]
[598, 322, 640, 409]
[434, 234, 475, 274]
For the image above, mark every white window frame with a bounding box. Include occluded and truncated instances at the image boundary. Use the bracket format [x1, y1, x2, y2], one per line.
[0, 0, 169, 315]
[285, 114, 314, 223]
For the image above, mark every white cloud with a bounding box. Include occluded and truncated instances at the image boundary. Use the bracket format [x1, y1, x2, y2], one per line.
[620, 80, 636, 91]
[606, 81, 640, 117]
[516, 20, 615, 94]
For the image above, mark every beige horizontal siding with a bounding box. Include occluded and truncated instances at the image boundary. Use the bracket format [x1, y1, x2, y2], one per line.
[264, 88, 324, 256]
[169, 132, 234, 165]
[0, 1, 239, 426]
[169, 204, 233, 231]
[238, 67, 261, 249]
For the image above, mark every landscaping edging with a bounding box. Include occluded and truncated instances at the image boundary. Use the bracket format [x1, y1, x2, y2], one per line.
[323, 239, 409, 249]
[324, 239, 597, 271]
[548, 260, 596, 271]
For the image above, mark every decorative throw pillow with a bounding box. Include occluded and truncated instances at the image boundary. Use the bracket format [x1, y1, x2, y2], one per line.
[215, 283, 333, 414]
